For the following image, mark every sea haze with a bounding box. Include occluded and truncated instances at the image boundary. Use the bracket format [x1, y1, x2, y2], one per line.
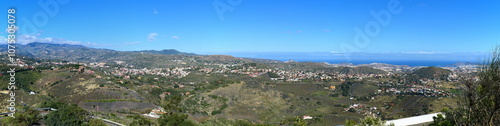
[213, 52, 488, 66]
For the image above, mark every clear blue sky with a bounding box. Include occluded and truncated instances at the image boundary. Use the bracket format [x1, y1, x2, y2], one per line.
[1, 0, 499, 57]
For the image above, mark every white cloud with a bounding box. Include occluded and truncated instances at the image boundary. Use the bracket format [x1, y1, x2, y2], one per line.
[125, 41, 141, 45]
[330, 51, 342, 54]
[0, 36, 7, 43]
[401, 51, 446, 54]
[17, 35, 53, 45]
[0, 34, 97, 46]
[329, 51, 347, 56]
[147, 33, 158, 41]
[171, 35, 180, 39]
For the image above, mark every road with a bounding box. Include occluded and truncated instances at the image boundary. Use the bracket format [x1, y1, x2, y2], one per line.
[90, 116, 127, 126]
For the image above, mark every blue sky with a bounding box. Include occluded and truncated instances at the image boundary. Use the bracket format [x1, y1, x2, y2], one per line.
[1, 0, 499, 62]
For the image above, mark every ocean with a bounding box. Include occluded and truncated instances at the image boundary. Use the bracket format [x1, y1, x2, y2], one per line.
[223, 52, 485, 67]
[294, 60, 474, 67]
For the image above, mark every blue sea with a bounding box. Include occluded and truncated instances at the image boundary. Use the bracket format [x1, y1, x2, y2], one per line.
[221, 52, 486, 67]
[295, 60, 474, 67]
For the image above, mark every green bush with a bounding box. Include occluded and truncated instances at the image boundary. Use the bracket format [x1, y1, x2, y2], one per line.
[0, 107, 40, 126]
[158, 113, 196, 126]
[44, 104, 89, 126]
[129, 114, 155, 126]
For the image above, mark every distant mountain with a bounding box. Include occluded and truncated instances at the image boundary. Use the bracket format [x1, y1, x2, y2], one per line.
[242, 57, 282, 63]
[4, 42, 119, 62]
[358, 63, 410, 68]
[133, 49, 197, 56]
[11, 42, 196, 59]
[320, 66, 387, 74]
[447, 62, 480, 67]
[322, 62, 355, 67]
[0, 42, 251, 68]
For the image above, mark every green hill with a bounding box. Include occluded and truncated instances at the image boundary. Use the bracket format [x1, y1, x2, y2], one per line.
[409, 66, 452, 81]
[315, 66, 387, 74]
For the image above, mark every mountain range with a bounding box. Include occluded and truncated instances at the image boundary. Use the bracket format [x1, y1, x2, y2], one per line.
[1, 42, 393, 74]
[1, 42, 254, 68]
[2, 42, 195, 61]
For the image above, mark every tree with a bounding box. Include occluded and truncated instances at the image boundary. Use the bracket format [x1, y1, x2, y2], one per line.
[340, 83, 351, 96]
[360, 116, 384, 126]
[342, 116, 394, 126]
[88, 119, 107, 126]
[158, 113, 195, 126]
[292, 116, 306, 126]
[157, 95, 196, 126]
[163, 95, 183, 113]
[0, 107, 40, 126]
[348, 108, 356, 113]
[129, 115, 155, 126]
[344, 119, 357, 126]
[44, 104, 89, 126]
[446, 45, 500, 125]
[267, 72, 280, 78]
[39, 100, 66, 109]
[202, 118, 269, 126]
[428, 113, 454, 126]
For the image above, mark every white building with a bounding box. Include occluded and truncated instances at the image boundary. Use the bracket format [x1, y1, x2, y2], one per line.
[302, 116, 313, 120]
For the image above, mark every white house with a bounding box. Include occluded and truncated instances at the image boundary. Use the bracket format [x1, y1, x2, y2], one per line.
[302, 116, 313, 120]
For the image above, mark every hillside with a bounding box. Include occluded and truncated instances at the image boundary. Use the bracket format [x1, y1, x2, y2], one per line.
[133, 49, 197, 56]
[0, 43, 457, 125]
[334, 66, 387, 74]
[0, 43, 252, 68]
[314, 66, 387, 74]
[5, 42, 122, 62]
[409, 66, 452, 81]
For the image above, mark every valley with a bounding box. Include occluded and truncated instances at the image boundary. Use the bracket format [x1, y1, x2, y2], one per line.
[0, 43, 474, 125]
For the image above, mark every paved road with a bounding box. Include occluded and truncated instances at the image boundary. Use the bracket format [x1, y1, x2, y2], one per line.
[90, 116, 127, 126]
